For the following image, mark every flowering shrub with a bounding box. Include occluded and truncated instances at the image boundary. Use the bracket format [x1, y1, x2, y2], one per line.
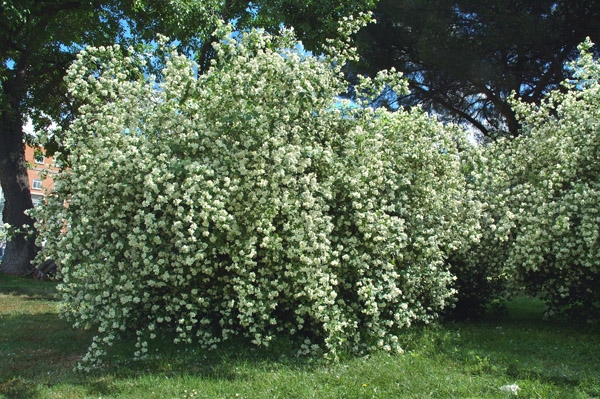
[34, 20, 479, 369]
[443, 145, 503, 319]
[459, 39, 600, 320]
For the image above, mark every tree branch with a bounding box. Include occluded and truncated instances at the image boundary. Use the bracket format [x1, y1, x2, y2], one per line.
[411, 82, 490, 136]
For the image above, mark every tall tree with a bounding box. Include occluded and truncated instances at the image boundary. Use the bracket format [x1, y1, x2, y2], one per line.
[354, 0, 600, 137]
[0, 0, 375, 275]
[119, 1, 378, 72]
[1, 0, 131, 275]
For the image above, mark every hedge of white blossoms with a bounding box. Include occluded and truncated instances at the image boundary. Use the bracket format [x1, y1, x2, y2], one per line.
[462, 39, 600, 320]
[34, 20, 480, 369]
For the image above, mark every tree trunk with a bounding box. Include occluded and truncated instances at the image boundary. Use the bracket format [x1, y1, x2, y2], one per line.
[0, 78, 38, 276]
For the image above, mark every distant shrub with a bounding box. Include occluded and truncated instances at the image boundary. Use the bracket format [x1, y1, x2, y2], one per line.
[34, 20, 478, 369]
[457, 39, 600, 320]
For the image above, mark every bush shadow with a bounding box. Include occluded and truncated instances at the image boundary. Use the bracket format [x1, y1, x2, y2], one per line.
[0, 309, 324, 399]
[433, 295, 600, 392]
[2, 294, 599, 398]
[0, 274, 59, 301]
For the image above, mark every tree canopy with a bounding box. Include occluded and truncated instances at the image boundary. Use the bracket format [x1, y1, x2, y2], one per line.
[1, 0, 132, 275]
[354, 0, 600, 137]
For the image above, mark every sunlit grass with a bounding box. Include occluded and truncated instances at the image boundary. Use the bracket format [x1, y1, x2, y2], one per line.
[1, 274, 599, 398]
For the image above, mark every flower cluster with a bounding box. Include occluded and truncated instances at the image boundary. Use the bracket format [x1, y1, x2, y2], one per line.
[34, 22, 478, 369]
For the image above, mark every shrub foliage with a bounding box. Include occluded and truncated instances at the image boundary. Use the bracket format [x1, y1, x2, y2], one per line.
[456, 39, 600, 320]
[503, 39, 600, 319]
[34, 21, 479, 369]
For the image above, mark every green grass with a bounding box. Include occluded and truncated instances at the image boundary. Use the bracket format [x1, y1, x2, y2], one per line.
[1, 274, 599, 398]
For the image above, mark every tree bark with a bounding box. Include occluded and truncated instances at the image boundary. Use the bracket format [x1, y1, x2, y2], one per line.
[0, 77, 38, 276]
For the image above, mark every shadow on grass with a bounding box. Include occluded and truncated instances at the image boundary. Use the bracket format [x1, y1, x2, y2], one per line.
[0, 311, 88, 399]
[428, 295, 600, 394]
[0, 309, 320, 399]
[108, 331, 319, 379]
[1, 293, 599, 398]
[0, 274, 59, 300]
[96, 336, 328, 398]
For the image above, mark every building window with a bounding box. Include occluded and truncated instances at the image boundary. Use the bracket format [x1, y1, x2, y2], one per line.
[35, 154, 45, 164]
[31, 194, 44, 207]
[32, 179, 43, 190]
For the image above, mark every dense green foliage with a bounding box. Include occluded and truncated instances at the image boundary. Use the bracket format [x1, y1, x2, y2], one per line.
[33, 20, 480, 369]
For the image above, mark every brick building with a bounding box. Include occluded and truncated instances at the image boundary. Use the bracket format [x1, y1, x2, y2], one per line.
[24, 145, 59, 206]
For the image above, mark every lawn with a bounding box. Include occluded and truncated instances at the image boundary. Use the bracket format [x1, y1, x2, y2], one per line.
[1, 274, 598, 398]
